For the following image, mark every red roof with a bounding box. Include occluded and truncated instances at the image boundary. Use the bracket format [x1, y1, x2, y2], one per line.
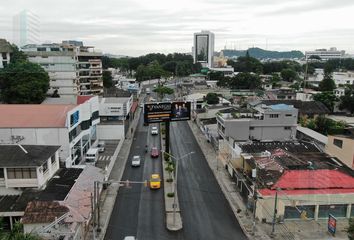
[0, 104, 76, 128]
[77, 95, 93, 105]
[131, 101, 138, 113]
[272, 169, 354, 190]
[260, 188, 354, 196]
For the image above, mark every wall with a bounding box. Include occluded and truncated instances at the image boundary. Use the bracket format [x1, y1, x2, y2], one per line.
[97, 125, 125, 140]
[225, 120, 250, 141]
[326, 135, 354, 169]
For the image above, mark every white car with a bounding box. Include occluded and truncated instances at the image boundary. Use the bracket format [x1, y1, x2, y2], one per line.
[151, 126, 158, 135]
[97, 141, 105, 153]
[131, 155, 141, 167]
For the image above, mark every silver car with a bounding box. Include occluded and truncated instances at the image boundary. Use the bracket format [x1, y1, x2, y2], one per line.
[131, 155, 141, 167]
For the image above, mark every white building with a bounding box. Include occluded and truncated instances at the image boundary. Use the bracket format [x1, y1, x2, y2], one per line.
[0, 145, 60, 190]
[0, 39, 12, 68]
[22, 41, 103, 98]
[12, 10, 40, 47]
[193, 30, 215, 68]
[0, 96, 100, 168]
[305, 47, 345, 61]
[307, 69, 354, 87]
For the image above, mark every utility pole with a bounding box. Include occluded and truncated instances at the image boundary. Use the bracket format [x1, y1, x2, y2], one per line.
[271, 190, 278, 238]
[165, 121, 170, 153]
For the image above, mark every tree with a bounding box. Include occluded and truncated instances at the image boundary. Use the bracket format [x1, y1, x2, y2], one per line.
[102, 70, 113, 88]
[319, 73, 336, 92]
[339, 86, 354, 114]
[153, 85, 174, 100]
[10, 44, 27, 64]
[205, 93, 220, 104]
[229, 72, 261, 90]
[208, 71, 224, 80]
[0, 218, 41, 240]
[281, 68, 297, 82]
[313, 92, 337, 112]
[0, 61, 49, 103]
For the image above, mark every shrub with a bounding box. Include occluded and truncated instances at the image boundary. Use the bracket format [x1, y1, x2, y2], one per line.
[167, 192, 175, 198]
[166, 178, 173, 183]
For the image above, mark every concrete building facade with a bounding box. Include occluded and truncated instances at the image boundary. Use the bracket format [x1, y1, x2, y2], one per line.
[22, 41, 103, 99]
[12, 10, 40, 47]
[217, 104, 298, 143]
[0, 97, 100, 168]
[326, 130, 354, 170]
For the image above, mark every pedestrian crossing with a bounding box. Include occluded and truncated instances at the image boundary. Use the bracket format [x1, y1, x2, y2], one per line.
[98, 155, 112, 162]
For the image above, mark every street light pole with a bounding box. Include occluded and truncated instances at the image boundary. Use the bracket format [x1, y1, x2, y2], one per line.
[271, 189, 278, 238]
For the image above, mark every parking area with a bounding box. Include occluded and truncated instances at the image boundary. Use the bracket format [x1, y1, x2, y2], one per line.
[96, 140, 120, 169]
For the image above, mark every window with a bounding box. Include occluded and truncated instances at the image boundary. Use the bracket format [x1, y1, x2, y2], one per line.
[269, 114, 279, 118]
[249, 127, 255, 130]
[284, 126, 291, 130]
[50, 155, 56, 164]
[2, 61, 7, 67]
[37, 47, 46, 51]
[0, 168, 4, 178]
[333, 138, 343, 148]
[2, 53, 7, 59]
[7, 168, 37, 179]
[285, 114, 292, 117]
[81, 119, 91, 130]
[42, 162, 48, 173]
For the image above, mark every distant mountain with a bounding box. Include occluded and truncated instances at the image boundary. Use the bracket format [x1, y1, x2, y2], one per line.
[221, 47, 304, 59]
[104, 53, 131, 59]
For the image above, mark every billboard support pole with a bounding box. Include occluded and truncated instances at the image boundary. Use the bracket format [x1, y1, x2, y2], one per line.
[165, 121, 170, 153]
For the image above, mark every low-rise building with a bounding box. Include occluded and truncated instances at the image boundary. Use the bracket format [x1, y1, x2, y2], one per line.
[0, 96, 100, 167]
[220, 141, 354, 223]
[326, 129, 354, 169]
[305, 48, 345, 61]
[217, 104, 298, 142]
[0, 39, 12, 68]
[98, 88, 135, 140]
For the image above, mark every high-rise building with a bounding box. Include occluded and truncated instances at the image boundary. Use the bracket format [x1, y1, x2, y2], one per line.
[13, 10, 40, 47]
[22, 41, 103, 99]
[193, 30, 215, 68]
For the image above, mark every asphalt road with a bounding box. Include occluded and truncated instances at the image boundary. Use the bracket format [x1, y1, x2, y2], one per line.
[105, 91, 246, 240]
[170, 121, 247, 240]
[104, 112, 179, 240]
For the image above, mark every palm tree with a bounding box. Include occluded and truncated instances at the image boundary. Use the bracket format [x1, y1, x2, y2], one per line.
[0, 219, 41, 240]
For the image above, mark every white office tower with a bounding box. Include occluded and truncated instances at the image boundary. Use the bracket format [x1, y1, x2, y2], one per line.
[193, 30, 215, 68]
[13, 10, 40, 47]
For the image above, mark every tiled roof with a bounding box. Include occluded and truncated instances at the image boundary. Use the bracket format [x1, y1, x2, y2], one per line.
[0, 104, 76, 128]
[0, 145, 60, 167]
[22, 201, 69, 224]
[77, 95, 93, 105]
[273, 169, 354, 190]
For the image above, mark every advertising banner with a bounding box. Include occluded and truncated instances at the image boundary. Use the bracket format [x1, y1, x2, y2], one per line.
[144, 101, 191, 124]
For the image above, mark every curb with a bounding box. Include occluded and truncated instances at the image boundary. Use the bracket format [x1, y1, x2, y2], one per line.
[160, 123, 183, 231]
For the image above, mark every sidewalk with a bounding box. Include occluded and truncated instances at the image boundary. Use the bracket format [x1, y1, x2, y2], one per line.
[187, 120, 349, 240]
[86, 104, 142, 240]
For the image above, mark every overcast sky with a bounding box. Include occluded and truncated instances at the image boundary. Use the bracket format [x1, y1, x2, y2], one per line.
[1, 0, 354, 56]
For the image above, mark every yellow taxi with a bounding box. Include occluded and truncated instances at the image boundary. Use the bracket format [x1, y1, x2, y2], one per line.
[149, 174, 161, 189]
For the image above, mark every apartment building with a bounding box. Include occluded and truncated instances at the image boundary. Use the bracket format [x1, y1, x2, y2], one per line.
[217, 104, 298, 143]
[22, 41, 103, 99]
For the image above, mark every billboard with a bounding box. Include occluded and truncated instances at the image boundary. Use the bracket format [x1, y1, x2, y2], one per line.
[144, 101, 191, 124]
[328, 214, 336, 235]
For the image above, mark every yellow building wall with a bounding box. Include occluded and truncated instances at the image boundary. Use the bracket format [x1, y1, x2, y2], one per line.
[326, 135, 354, 169]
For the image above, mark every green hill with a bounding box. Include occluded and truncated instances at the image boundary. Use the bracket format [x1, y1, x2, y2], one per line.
[221, 47, 304, 59]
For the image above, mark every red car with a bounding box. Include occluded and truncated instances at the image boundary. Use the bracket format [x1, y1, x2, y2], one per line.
[151, 147, 159, 158]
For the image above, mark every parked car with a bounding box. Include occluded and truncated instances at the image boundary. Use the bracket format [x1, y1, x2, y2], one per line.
[150, 147, 159, 158]
[151, 126, 158, 135]
[149, 174, 161, 189]
[131, 155, 141, 167]
[97, 141, 105, 153]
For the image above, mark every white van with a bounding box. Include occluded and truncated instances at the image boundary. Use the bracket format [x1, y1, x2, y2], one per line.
[85, 148, 99, 165]
[97, 141, 105, 153]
